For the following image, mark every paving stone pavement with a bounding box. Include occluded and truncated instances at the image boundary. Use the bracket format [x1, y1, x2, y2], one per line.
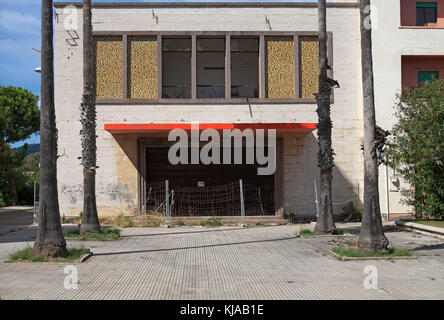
[0, 225, 443, 300]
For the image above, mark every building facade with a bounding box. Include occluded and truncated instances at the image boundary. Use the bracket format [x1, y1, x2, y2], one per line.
[52, 1, 438, 222]
[372, 0, 444, 220]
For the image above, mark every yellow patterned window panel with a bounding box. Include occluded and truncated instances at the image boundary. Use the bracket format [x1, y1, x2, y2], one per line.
[94, 36, 123, 100]
[265, 36, 295, 99]
[299, 36, 319, 99]
[128, 36, 158, 99]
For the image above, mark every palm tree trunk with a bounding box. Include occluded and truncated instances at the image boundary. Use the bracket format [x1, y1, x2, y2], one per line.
[33, 0, 68, 257]
[358, 0, 389, 253]
[314, 0, 336, 235]
[80, 0, 101, 234]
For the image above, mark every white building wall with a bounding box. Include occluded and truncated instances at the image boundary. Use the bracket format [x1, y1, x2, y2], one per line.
[53, 3, 363, 217]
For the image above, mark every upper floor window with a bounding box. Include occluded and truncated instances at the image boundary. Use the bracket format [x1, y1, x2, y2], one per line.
[231, 38, 259, 98]
[94, 32, 332, 103]
[418, 70, 439, 85]
[400, 0, 443, 27]
[197, 38, 225, 99]
[416, 2, 438, 26]
[162, 37, 192, 99]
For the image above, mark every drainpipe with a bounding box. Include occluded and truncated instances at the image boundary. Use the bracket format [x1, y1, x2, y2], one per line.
[385, 164, 390, 222]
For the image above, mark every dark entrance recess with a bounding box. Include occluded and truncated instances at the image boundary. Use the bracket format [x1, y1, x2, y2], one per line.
[145, 147, 275, 216]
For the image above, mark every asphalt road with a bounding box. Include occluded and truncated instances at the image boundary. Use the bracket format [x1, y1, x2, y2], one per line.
[0, 209, 34, 225]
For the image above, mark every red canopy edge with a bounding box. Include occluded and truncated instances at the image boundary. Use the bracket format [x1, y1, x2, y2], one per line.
[104, 123, 317, 133]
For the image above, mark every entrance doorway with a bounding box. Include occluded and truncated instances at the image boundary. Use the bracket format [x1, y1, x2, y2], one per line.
[144, 146, 275, 216]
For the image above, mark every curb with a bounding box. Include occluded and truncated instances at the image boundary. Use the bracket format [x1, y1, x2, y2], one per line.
[395, 220, 444, 239]
[65, 237, 121, 241]
[77, 252, 93, 263]
[330, 250, 418, 261]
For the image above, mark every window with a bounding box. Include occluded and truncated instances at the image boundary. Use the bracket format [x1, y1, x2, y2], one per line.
[231, 38, 259, 98]
[299, 36, 320, 99]
[128, 36, 158, 99]
[418, 71, 439, 85]
[416, 2, 438, 26]
[94, 36, 123, 100]
[94, 32, 330, 103]
[162, 37, 192, 99]
[265, 36, 295, 99]
[197, 38, 225, 98]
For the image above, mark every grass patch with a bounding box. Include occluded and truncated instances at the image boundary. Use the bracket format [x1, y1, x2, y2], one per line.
[65, 228, 120, 240]
[133, 214, 164, 227]
[199, 217, 222, 227]
[114, 214, 134, 228]
[172, 219, 186, 226]
[8, 247, 45, 262]
[296, 229, 345, 237]
[7, 246, 90, 263]
[410, 220, 444, 229]
[298, 229, 316, 237]
[332, 246, 412, 258]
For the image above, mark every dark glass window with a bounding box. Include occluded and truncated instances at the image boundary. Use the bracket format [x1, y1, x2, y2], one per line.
[197, 38, 225, 98]
[162, 38, 191, 99]
[418, 71, 439, 85]
[230, 38, 259, 98]
[416, 2, 437, 26]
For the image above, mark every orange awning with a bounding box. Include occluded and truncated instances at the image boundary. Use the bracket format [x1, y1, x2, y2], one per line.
[104, 123, 317, 134]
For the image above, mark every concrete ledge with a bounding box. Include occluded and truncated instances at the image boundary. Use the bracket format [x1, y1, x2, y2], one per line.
[331, 250, 418, 262]
[395, 220, 444, 238]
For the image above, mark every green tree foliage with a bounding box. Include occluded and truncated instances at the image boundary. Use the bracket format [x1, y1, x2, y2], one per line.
[0, 86, 40, 205]
[388, 80, 444, 219]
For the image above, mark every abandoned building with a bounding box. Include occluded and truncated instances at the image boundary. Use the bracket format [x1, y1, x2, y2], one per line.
[52, 1, 444, 222]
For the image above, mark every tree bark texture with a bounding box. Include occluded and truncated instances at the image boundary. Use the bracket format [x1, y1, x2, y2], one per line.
[8, 177, 18, 206]
[314, 0, 337, 235]
[33, 0, 68, 257]
[358, 0, 389, 253]
[80, 0, 101, 235]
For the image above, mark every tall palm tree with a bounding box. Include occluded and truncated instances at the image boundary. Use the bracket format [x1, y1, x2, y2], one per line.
[33, 0, 68, 257]
[80, 0, 101, 234]
[358, 0, 389, 253]
[314, 0, 337, 235]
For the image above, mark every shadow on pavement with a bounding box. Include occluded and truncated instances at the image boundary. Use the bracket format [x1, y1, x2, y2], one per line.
[94, 236, 300, 256]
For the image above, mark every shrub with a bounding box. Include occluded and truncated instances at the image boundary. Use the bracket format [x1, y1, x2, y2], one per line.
[340, 201, 363, 222]
[388, 80, 444, 220]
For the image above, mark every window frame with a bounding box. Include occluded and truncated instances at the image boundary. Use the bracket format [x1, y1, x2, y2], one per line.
[416, 2, 438, 26]
[93, 31, 334, 105]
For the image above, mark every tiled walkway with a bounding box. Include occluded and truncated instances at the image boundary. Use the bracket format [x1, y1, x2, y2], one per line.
[0, 225, 443, 299]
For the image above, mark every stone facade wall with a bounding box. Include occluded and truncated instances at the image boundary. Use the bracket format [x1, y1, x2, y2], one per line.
[53, 3, 363, 217]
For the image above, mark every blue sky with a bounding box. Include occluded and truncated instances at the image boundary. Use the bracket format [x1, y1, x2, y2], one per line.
[0, 0, 320, 147]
